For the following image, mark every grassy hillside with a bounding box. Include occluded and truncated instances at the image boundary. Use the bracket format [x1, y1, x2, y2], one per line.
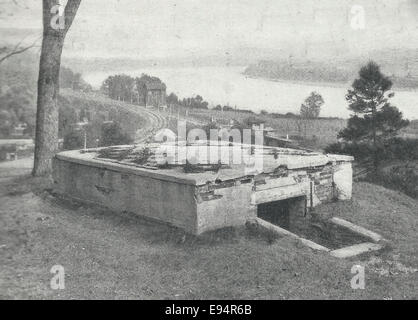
[1, 163, 417, 300]
[184, 107, 347, 149]
[58, 89, 147, 143]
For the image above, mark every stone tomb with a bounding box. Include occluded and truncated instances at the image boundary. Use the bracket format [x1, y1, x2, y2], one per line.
[53, 142, 354, 235]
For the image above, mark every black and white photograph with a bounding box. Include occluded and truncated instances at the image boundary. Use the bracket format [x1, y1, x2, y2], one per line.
[0, 0, 417, 303]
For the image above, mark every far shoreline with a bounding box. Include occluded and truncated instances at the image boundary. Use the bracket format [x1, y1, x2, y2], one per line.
[83, 65, 418, 93]
[242, 73, 418, 93]
[81, 66, 418, 120]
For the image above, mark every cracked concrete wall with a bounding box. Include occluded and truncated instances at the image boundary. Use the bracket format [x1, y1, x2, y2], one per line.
[196, 182, 256, 234]
[333, 162, 353, 200]
[307, 164, 335, 206]
[53, 158, 198, 234]
[52, 152, 353, 235]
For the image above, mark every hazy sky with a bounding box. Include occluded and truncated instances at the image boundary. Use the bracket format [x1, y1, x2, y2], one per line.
[1, 0, 417, 59]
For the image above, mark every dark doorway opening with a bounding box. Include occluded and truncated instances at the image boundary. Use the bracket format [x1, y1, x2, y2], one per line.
[257, 196, 370, 250]
[257, 196, 306, 230]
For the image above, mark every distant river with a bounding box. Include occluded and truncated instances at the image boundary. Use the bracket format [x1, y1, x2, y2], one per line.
[84, 66, 418, 120]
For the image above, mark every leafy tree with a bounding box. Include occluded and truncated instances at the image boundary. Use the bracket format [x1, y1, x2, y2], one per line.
[223, 105, 234, 112]
[100, 122, 133, 147]
[285, 112, 297, 118]
[338, 61, 409, 170]
[0, 77, 37, 138]
[202, 121, 220, 140]
[60, 66, 92, 91]
[63, 128, 84, 150]
[167, 93, 179, 105]
[0, 110, 12, 137]
[102, 73, 166, 104]
[137, 73, 161, 84]
[101, 74, 136, 102]
[178, 95, 209, 109]
[300, 92, 324, 119]
[243, 116, 264, 127]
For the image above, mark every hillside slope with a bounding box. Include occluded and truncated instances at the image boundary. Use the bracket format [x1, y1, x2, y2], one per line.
[59, 90, 167, 144]
[0, 160, 417, 300]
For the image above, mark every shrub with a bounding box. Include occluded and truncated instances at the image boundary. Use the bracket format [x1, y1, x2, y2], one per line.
[383, 138, 418, 161]
[365, 165, 418, 199]
[100, 122, 133, 147]
[63, 129, 84, 150]
[324, 142, 374, 161]
[324, 138, 418, 162]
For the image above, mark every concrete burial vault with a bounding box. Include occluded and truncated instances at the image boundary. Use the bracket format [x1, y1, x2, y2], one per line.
[53, 141, 355, 233]
[53, 141, 385, 257]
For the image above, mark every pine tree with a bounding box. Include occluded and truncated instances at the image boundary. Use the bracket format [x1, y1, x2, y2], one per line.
[339, 61, 409, 170]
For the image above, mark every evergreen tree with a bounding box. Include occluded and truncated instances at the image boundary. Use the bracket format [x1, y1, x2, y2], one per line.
[339, 61, 409, 170]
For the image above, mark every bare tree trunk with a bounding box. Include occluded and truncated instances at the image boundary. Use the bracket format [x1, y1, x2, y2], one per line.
[33, 34, 64, 176]
[371, 105, 378, 173]
[33, 0, 81, 176]
[0, 36, 41, 65]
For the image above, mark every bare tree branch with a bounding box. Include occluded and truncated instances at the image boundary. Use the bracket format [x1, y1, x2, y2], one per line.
[0, 36, 41, 64]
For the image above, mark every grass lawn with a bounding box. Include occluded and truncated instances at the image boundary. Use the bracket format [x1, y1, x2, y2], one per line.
[0, 159, 417, 300]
